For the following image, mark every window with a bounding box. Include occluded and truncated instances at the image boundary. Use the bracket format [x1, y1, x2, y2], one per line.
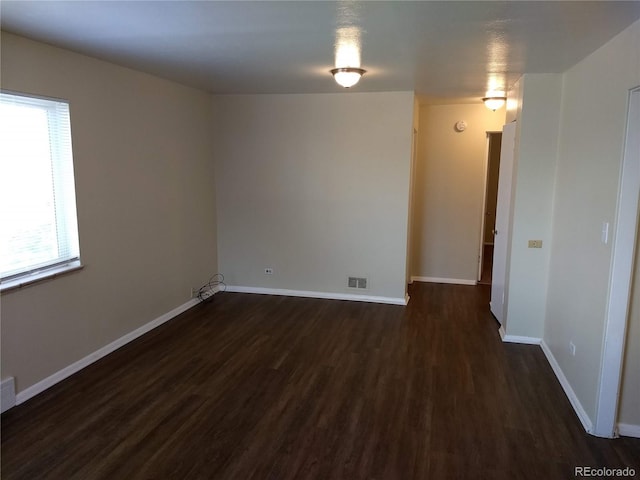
[0, 91, 81, 290]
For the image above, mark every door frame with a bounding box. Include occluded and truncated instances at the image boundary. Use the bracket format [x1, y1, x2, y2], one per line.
[406, 127, 418, 287]
[478, 131, 502, 281]
[594, 86, 640, 437]
[490, 122, 517, 327]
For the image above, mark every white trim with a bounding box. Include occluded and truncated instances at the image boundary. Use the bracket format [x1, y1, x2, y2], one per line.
[406, 127, 419, 286]
[502, 335, 541, 345]
[478, 133, 492, 281]
[617, 423, 640, 438]
[595, 87, 640, 438]
[490, 121, 517, 327]
[410, 276, 477, 286]
[501, 336, 594, 434]
[1, 377, 16, 413]
[540, 340, 594, 434]
[225, 286, 408, 306]
[14, 296, 207, 406]
[1, 261, 83, 293]
[498, 325, 505, 340]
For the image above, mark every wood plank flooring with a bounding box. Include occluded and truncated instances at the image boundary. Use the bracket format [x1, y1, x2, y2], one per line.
[2, 283, 639, 479]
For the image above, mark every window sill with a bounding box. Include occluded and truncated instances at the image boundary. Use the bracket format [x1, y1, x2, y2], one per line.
[0, 261, 84, 293]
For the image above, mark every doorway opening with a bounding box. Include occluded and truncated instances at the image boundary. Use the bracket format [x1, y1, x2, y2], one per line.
[595, 86, 640, 437]
[478, 131, 502, 285]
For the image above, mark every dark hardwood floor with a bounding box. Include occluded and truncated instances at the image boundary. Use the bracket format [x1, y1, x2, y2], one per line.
[2, 283, 639, 479]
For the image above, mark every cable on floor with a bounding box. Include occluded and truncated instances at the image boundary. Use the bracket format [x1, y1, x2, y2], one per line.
[196, 273, 226, 303]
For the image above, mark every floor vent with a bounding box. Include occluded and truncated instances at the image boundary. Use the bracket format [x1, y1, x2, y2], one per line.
[348, 277, 367, 289]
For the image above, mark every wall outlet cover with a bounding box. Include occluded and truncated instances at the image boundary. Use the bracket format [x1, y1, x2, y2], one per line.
[348, 276, 368, 289]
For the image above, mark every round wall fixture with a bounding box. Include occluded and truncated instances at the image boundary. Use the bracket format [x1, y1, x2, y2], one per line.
[455, 120, 467, 132]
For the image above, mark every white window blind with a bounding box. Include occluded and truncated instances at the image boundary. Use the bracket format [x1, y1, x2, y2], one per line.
[0, 92, 81, 287]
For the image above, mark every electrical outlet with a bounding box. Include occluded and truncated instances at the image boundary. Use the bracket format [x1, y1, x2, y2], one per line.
[264, 268, 274, 275]
[348, 276, 368, 289]
[569, 341, 576, 356]
[528, 240, 543, 248]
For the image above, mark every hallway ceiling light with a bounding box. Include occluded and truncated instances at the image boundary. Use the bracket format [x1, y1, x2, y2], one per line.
[483, 96, 506, 111]
[331, 67, 366, 88]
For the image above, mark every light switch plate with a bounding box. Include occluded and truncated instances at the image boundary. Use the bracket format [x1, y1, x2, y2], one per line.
[601, 222, 609, 244]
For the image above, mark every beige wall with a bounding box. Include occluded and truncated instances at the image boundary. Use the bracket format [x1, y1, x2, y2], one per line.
[407, 97, 421, 284]
[544, 20, 640, 422]
[505, 74, 562, 339]
[411, 103, 505, 282]
[0, 33, 218, 394]
[213, 92, 414, 300]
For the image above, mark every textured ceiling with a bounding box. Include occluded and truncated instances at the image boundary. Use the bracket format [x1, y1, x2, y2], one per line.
[1, 1, 639, 100]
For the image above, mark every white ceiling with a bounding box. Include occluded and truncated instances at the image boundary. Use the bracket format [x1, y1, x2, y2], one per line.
[1, 1, 639, 100]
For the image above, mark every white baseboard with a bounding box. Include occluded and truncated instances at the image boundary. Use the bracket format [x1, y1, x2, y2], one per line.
[498, 325, 505, 340]
[1, 377, 16, 413]
[503, 335, 541, 345]
[14, 296, 206, 407]
[225, 286, 408, 306]
[540, 340, 593, 434]
[411, 276, 477, 286]
[617, 423, 640, 438]
[502, 336, 594, 435]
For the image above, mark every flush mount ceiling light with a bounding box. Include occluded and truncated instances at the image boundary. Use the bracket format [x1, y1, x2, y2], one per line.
[483, 96, 507, 111]
[331, 67, 366, 88]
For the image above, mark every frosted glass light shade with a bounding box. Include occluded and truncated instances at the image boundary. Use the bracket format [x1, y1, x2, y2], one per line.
[331, 68, 366, 88]
[483, 97, 506, 111]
